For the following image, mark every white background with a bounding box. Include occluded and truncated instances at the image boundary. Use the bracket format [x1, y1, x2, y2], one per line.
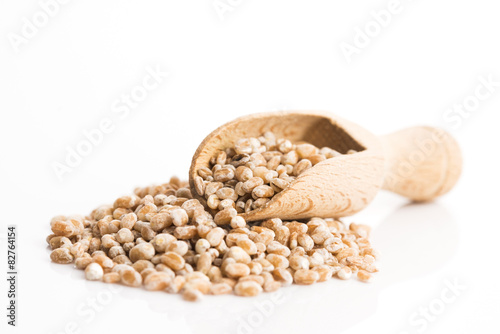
[1, 1, 499, 334]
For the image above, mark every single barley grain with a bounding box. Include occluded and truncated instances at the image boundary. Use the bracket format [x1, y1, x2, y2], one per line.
[85, 263, 104, 281]
[234, 280, 262, 297]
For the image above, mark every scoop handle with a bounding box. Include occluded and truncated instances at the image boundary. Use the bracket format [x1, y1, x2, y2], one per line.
[380, 126, 462, 201]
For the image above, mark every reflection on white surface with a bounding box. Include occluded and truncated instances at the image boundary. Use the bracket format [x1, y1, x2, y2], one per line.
[374, 202, 459, 283]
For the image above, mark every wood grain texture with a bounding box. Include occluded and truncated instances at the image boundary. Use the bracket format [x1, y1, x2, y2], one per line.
[381, 126, 462, 201]
[189, 111, 462, 221]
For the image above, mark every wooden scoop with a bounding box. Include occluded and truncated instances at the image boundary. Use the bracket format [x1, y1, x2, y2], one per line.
[189, 111, 462, 222]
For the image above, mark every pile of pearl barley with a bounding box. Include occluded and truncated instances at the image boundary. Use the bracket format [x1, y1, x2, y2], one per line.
[47, 133, 377, 301]
[48, 177, 379, 301]
[194, 131, 357, 219]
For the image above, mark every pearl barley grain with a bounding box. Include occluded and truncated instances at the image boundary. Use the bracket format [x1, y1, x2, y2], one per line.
[234, 280, 262, 297]
[357, 270, 373, 283]
[85, 263, 104, 281]
[129, 243, 155, 262]
[50, 248, 73, 264]
[337, 266, 352, 280]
